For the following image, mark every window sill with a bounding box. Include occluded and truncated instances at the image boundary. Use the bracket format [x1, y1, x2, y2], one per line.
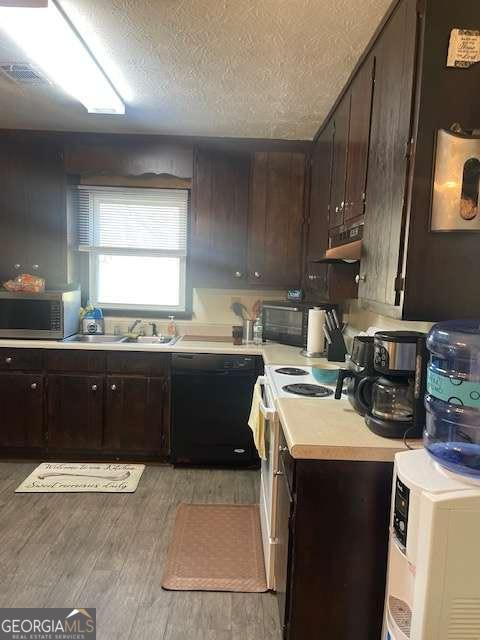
[103, 309, 193, 320]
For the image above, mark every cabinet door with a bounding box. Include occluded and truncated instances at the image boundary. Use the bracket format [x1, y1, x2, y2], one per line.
[0, 135, 29, 282]
[248, 152, 306, 287]
[192, 148, 250, 287]
[344, 56, 375, 223]
[24, 136, 67, 289]
[358, 0, 417, 306]
[0, 373, 44, 449]
[304, 122, 334, 297]
[104, 376, 168, 454]
[0, 134, 67, 289]
[329, 95, 351, 230]
[47, 374, 104, 451]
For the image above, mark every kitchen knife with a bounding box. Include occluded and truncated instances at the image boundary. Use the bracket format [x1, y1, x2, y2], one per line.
[332, 308, 340, 329]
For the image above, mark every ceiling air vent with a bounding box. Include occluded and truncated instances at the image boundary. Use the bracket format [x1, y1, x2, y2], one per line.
[0, 63, 49, 84]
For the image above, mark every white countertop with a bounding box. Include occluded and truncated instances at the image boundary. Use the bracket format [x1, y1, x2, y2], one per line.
[0, 336, 331, 365]
[276, 397, 420, 462]
[0, 336, 420, 462]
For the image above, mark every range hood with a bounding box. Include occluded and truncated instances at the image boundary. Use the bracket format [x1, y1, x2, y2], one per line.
[311, 239, 362, 265]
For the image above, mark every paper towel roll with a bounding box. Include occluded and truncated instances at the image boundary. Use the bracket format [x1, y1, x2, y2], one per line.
[307, 307, 325, 355]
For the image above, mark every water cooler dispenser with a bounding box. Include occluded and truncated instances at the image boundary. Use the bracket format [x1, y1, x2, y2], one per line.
[383, 449, 480, 639]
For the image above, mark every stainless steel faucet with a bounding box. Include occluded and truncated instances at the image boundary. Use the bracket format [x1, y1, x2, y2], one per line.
[128, 319, 142, 334]
[149, 322, 158, 337]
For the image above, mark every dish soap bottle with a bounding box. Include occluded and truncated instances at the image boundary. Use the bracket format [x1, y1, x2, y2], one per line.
[167, 315, 177, 337]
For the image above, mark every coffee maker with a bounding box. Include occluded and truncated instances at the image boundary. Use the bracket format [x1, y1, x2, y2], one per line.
[335, 336, 375, 415]
[358, 331, 427, 439]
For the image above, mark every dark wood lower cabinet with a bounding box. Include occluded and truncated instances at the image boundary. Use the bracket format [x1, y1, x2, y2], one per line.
[0, 348, 171, 461]
[0, 372, 44, 449]
[47, 374, 104, 452]
[104, 376, 169, 455]
[277, 432, 393, 640]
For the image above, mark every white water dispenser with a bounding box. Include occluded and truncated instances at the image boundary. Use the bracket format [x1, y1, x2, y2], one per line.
[383, 449, 480, 640]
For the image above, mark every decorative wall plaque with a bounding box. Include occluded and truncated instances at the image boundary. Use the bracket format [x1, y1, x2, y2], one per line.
[447, 29, 480, 68]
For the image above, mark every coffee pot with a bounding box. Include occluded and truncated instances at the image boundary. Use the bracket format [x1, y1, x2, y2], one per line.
[335, 336, 375, 415]
[358, 331, 427, 439]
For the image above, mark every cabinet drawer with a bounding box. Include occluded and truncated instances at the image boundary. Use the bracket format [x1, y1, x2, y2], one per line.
[106, 352, 170, 377]
[46, 349, 106, 372]
[0, 348, 43, 371]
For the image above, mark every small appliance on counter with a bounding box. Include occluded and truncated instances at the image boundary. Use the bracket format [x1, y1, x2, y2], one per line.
[335, 335, 375, 415]
[382, 449, 480, 640]
[81, 305, 104, 335]
[262, 300, 336, 349]
[0, 288, 81, 340]
[358, 331, 427, 439]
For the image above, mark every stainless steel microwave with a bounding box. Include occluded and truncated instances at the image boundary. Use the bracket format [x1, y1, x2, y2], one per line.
[262, 301, 333, 348]
[0, 289, 81, 340]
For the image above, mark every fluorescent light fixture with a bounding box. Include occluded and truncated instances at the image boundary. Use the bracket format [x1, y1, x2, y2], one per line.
[0, 0, 125, 114]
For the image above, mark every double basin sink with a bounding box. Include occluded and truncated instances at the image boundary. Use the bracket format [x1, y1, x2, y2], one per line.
[64, 334, 180, 346]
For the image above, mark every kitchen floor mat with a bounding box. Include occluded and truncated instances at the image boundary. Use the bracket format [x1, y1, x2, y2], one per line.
[162, 503, 267, 592]
[15, 462, 145, 493]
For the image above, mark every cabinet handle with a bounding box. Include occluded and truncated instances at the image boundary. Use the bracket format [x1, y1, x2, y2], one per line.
[234, 271, 243, 279]
[110, 384, 117, 391]
[355, 274, 367, 284]
[5, 357, 12, 364]
[274, 470, 284, 477]
[279, 445, 288, 453]
[30, 383, 38, 390]
[91, 384, 98, 392]
[254, 271, 262, 279]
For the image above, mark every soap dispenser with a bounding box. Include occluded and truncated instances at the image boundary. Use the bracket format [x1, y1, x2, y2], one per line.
[167, 315, 177, 337]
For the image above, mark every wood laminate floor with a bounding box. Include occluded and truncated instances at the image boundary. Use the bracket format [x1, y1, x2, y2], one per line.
[0, 462, 281, 640]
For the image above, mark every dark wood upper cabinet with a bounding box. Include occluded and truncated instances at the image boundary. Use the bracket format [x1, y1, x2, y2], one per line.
[0, 373, 44, 449]
[248, 152, 306, 288]
[358, 0, 417, 308]
[309, 0, 480, 320]
[191, 147, 250, 287]
[344, 55, 375, 224]
[0, 133, 69, 289]
[329, 96, 351, 230]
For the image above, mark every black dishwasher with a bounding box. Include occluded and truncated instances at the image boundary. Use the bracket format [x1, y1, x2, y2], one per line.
[171, 353, 260, 467]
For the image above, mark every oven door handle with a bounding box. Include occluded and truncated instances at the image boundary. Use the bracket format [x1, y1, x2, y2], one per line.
[257, 376, 276, 419]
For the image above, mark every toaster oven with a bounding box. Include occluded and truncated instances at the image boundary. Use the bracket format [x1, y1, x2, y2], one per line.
[262, 301, 333, 348]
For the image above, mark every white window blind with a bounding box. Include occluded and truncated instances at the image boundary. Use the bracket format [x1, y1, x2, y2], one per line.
[76, 186, 188, 253]
[74, 186, 189, 313]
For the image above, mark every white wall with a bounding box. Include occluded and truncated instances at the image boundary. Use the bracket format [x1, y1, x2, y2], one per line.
[104, 287, 285, 336]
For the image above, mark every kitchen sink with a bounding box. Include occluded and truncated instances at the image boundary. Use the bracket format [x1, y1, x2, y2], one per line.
[126, 335, 180, 346]
[63, 334, 128, 344]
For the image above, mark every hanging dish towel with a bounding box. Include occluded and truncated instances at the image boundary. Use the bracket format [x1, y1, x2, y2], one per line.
[248, 381, 266, 460]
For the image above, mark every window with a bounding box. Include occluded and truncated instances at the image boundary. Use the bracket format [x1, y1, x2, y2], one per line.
[75, 186, 190, 313]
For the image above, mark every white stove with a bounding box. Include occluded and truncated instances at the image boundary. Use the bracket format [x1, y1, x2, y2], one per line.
[256, 363, 347, 590]
[265, 364, 344, 399]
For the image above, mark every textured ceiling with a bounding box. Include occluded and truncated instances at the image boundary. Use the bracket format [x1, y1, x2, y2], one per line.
[0, 0, 391, 139]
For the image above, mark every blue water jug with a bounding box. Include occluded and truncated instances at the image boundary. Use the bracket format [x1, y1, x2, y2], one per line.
[424, 320, 480, 478]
